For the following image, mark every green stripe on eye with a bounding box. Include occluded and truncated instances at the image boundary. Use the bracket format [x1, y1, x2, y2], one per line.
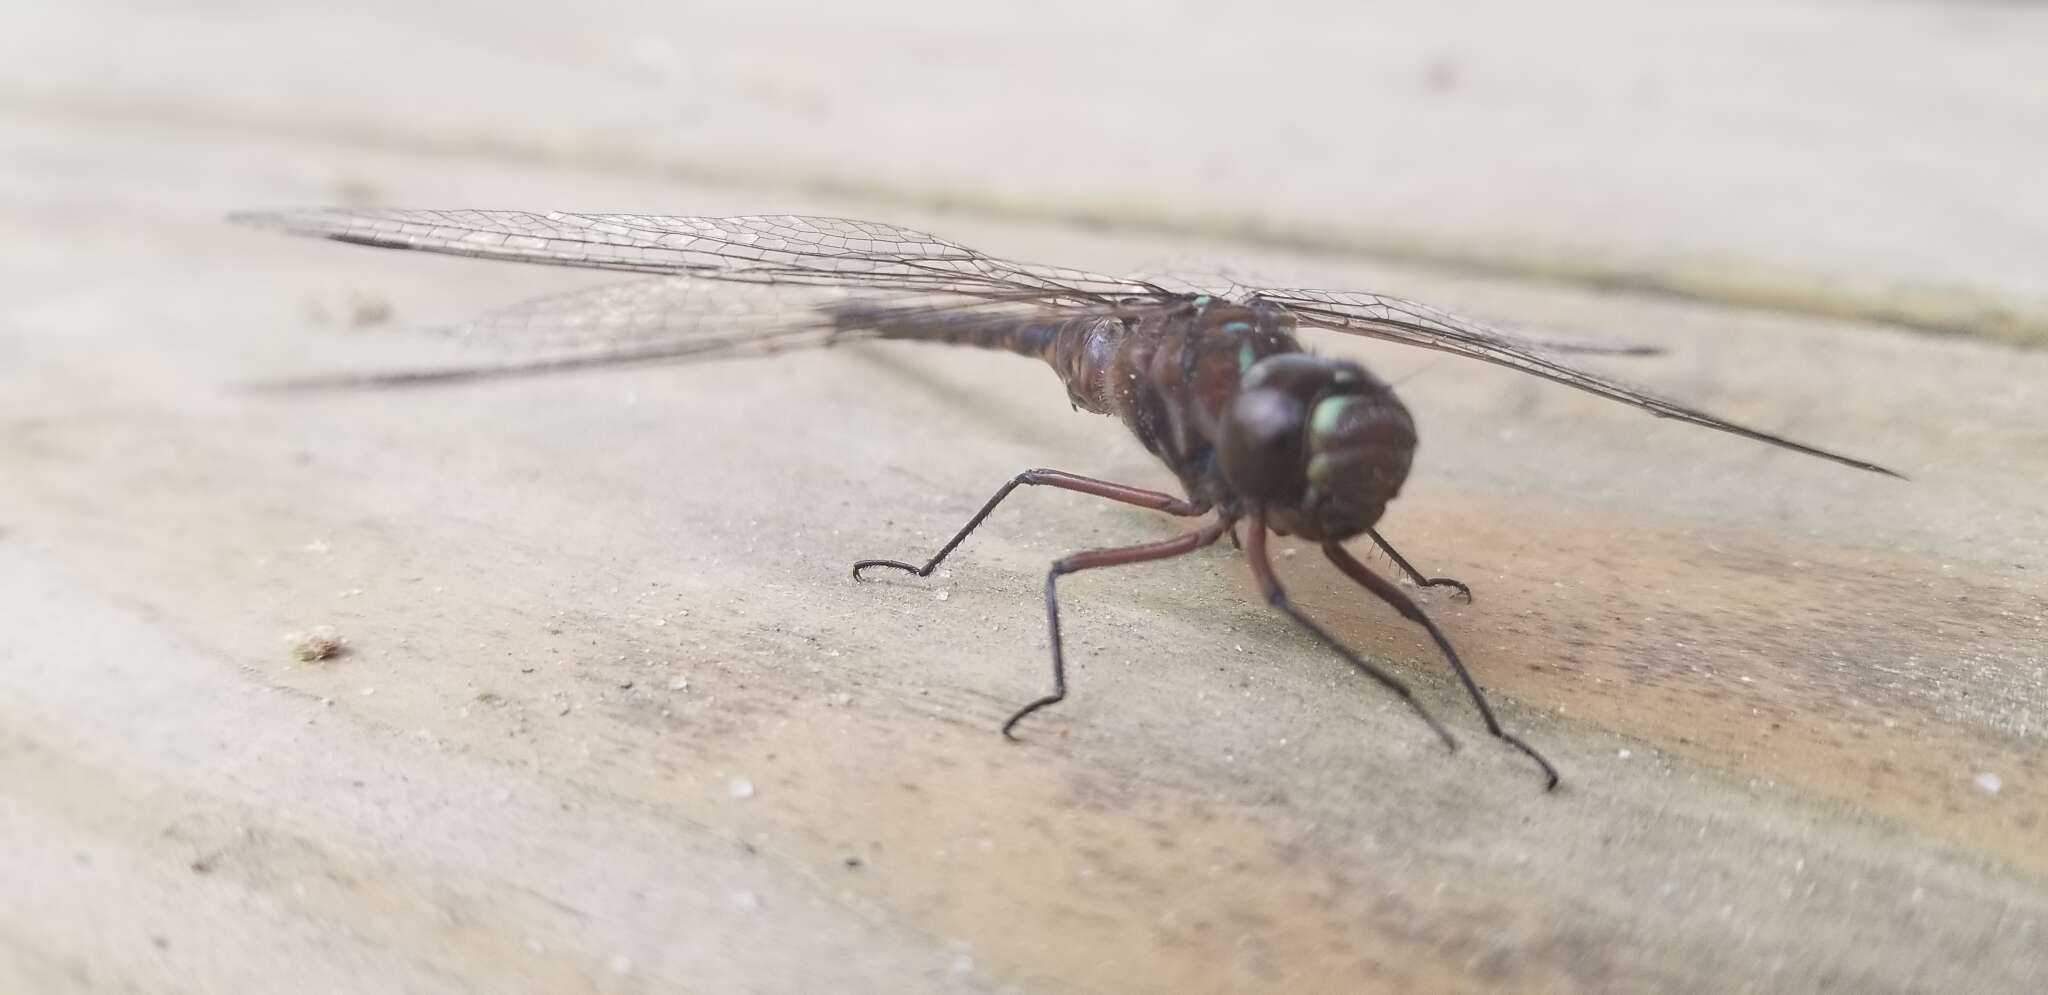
[1238, 341, 1256, 372]
[1311, 396, 1350, 437]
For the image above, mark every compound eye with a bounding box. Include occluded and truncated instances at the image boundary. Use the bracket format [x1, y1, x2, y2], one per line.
[1217, 388, 1307, 501]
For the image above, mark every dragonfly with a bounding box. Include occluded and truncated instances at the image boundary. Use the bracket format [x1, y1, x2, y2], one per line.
[231, 209, 1900, 789]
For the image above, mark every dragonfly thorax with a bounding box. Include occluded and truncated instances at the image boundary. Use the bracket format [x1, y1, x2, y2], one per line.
[1218, 354, 1415, 542]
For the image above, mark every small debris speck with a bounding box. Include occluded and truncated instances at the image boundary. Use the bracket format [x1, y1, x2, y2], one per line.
[1974, 771, 2003, 795]
[729, 777, 755, 800]
[935, 590, 950, 602]
[732, 890, 760, 910]
[286, 626, 346, 662]
[608, 954, 633, 976]
[349, 295, 393, 328]
[1618, 749, 1633, 760]
[668, 675, 690, 691]
[359, 687, 376, 697]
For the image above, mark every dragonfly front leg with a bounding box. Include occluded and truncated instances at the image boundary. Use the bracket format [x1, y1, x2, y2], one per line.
[852, 468, 1210, 580]
[1241, 522, 1459, 755]
[1003, 519, 1232, 739]
[1322, 539, 1558, 790]
[1366, 528, 1473, 602]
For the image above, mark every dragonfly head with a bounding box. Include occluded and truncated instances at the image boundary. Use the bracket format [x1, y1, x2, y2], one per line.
[1218, 355, 1415, 542]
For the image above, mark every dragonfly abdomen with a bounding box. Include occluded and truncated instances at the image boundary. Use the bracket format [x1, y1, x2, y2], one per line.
[826, 301, 1128, 412]
[824, 301, 1081, 359]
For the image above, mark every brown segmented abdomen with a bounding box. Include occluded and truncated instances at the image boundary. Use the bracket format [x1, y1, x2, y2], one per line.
[1040, 315, 1126, 416]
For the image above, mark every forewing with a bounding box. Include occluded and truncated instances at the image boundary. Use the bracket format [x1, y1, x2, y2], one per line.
[230, 209, 1158, 304]
[1260, 287, 1899, 476]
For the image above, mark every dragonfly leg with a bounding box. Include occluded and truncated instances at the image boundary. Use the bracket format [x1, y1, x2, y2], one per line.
[1242, 523, 1459, 756]
[852, 468, 1209, 580]
[1322, 540, 1559, 790]
[1003, 518, 1232, 739]
[1366, 528, 1472, 602]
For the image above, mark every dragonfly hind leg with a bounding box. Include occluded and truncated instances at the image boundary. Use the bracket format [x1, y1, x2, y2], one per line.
[1366, 528, 1473, 602]
[852, 468, 1209, 580]
[1003, 519, 1232, 739]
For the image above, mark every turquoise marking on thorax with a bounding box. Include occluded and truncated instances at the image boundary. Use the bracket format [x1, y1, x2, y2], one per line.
[1225, 319, 1257, 372]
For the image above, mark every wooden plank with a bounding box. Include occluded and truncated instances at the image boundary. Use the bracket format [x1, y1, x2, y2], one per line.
[3, 117, 2043, 994]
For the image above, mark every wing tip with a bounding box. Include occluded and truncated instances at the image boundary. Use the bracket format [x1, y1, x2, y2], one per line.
[1784, 442, 1904, 479]
[1644, 411, 1903, 479]
[226, 207, 343, 234]
[225, 208, 286, 228]
[1823, 453, 1906, 479]
[229, 208, 417, 253]
[1783, 443, 1907, 480]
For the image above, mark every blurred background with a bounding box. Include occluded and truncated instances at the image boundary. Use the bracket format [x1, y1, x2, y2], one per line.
[4, 2, 2045, 993]
[12, 0, 2045, 341]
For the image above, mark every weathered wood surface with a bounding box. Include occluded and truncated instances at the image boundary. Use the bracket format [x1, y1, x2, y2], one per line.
[3, 3, 2044, 993]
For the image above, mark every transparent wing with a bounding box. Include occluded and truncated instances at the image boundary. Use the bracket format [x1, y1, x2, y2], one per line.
[1481, 321, 1664, 357]
[252, 277, 1131, 390]
[446, 277, 845, 353]
[229, 209, 1162, 305]
[1258, 287, 1899, 476]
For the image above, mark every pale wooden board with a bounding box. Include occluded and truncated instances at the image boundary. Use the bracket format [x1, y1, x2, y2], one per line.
[4, 6, 2046, 993]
